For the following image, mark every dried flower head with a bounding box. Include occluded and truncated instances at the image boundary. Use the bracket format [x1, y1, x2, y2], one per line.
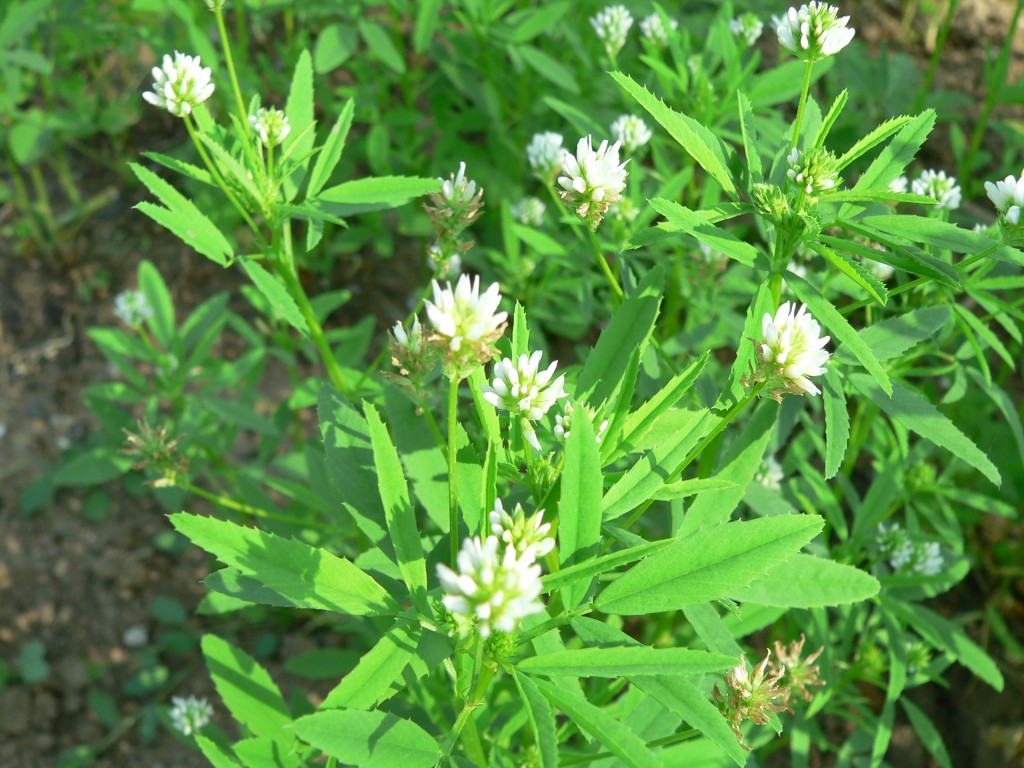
[511, 197, 546, 227]
[558, 135, 629, 230]
[714, 651, 792, 750]
[590, 5, 634, 58]
[775, 2, 855, 62]
[122, 420, 188, 488]
[169, 695, 213, 736]
[747, 302, 831, 400]
[489, 499, 555, 561]
[772, 634, 824, 702]
[639, 12, 678, 47]
[114, 290, 154, 326]
[610, 114, 653, 154]
[527, 132, 565, 181]
[424, 274, 507, 379]
[729, 13, 765, 46]
[437, 535, 545, 637]
[249, 106, 291, 147]
[143, 51, 215, 117]
[912, 169, 961, 211]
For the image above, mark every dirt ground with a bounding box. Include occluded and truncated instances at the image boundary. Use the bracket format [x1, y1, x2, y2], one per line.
[1, 1, 1023, 766]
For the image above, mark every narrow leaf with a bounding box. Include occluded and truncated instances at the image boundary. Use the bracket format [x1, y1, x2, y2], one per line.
[559, 399, 604, 609]
[307, 99, 355, 198]
[822, 367, 849, 479]
[242, 260, 309, 336]
[512, 670, 559, 768]
[318, 175, 440, 206]
[729, 554, 880, 607]
[519, 647, 735, 677]
[651, 198, 758, 266]
[292, 709, 440, 768]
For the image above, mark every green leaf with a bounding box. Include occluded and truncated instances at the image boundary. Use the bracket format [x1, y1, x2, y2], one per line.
[541, 539, 672, 594]
[611, 71, 736, 197]
[558, 399, 604, 609]
[532, 677, 663, 768]
[512, 671, 559, 768]
[130, 163, 233, 266]
[737, 91, 763, 185]
[847, 374, 1000, 486]
[518, 647, 735, 677]
[813, 89, 848, 149]
[835, 114, 913, 171]
[822, 367, 849, 480]
[807, 241, 888, 306]
[785, 269, 892, 396]
[292, 709, 440, 768]
[233, 738, 305, 768]
[884, 598, 1003, 691]
[313, 23, 359, 73]
[284, 49, 315, 183]
[307, 99, 355, 198]
[834, 305, 949, 365]
[195, 735, 242, 768]
[364, 403, 428, 613]
[729, 554, 880, 607]
[901, 699, 952, 768]
[861, 214, 996, 255]
[516, 44, 580, 93]
[413, 0, 442, 52]
[358, 20, 406, 74]
[321, 621, 451, 710]
[201, 634, 290, 743]
[650, 198, 758, 266]
[650, 477, 735, 501]
[241, 260, 309, 337]
[576, 267, 664, 408]
[678, 401, 776, 535]
[595, 515, 824, 615]
[204, 567, 298, 608]
[170, 513, 397, 616]
[318, 176, 440, 207]
[142, 150, 213, 186]
[848, 110, 934, 196]
[51, 446, 134, 486]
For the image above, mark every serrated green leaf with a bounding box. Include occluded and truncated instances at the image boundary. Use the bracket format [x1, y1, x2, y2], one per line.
[596, 515, 824, 615]
[512, 671, 558, 768]
[808, 240, 888, 305]
[862, 214, 995, 255]
[737, 91, 762, 185]
[849, 110, 934, 195]
[786, 269, 892, 395]
[611, 71, 736, 196]
[835, 114, 912, 171]
[201, 634, 290, 743]
[318, 175, 439, 206]
[847, 373, 1000, 485]
[364, 403, 428, 613]
[292, 709, 440, 768]
[519, 647, 735, 677]
[533, 677, 663, 768]
[651, 198, 758, 266]
[559, 399, 604, 609]
[730, 554, 879, 606]
[834, 305, 949, 365]
[142, 150, 213, 186]
[822, 367, 849, 479]
[306, 99, 355, 198]
[170, 513, 397, 616]
[541, 539, 672, 595]
[241, 260, 309, 336]
[284, 49, 315, 199]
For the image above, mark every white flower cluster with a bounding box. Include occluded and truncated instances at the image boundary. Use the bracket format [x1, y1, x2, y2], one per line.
[424, 274, 508, 379]
[249, 106, 290, 148]
[114, 290, 154, 327]
[490, 498, 555, 560]
[775, 2, 855, 62]
[876, 524, 944, 576]
[729, 13, 765, 46]
[786, 147, 839, 201]
[610, 114, 652, 154]
[639, 12, 678, 47]
[527, 132, 565, 180]
[756, 455, 785, 490]
[511, 196, 546, 227]
[168, 695, 213, 736]
[986, 171, 1024, 225]
[143, 51, 215, 118]
[482, 351, 568, 450]
[553, 402, 609, 444]
[440, 161, 479, 208]
[591, 5, 634, 58]
[437, 528, 548, 638]
[558, 135, 629, 230]
[912, 170, 961, 211]
[756, 302, 831, 398]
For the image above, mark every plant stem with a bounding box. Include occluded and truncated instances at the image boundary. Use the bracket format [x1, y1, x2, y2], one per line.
[448, 376, 461, 568]
[214, 2, 250, 129]
[790, 59, 815, 152]
[587, 227, 624, 303]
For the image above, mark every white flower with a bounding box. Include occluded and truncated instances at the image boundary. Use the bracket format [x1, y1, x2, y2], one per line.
[511, 197, 546, 226]
[889, 175, 909, 194]
[912, 169, 961, 211]
[553, 402, 609, 444]
[985, 172, 1024, 225]
[756, 455, 785, 490]
[249, 106, 290, 147]
[913, 542, 944, 576]
[786, 147, 839, 200]
[729, 13, 764, 46]
[437, 535, 545, 637]
[527, 132, 565, 180]
[558, 135, 629, 230]
[427, 243, 461, 280]
[392, 315, 424, 355]
[489, 499, 555, 560]
[591, 5, 634, 58]
[865, 257, 895, 281]
[424, 274, 507, 378]
[610, 114, 652, 154]
[639, 12, 678, 47]
[441, 161, 478, 208]
[114, 290, 154, 326]
[142, 51, 215, 118]
[758, 302, 831, 397]
[775, 2, 855, 62]
[168, 695, 213, 736]
[482, 351, 567, 450]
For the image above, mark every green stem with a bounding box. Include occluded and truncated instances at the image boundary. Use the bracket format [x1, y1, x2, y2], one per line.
[179, 481, 315, 527]
[790, 59, 815, 152]
[544, 180, 585, 243]
[448, 376, 461, 568]
[213, 2, 250, 129]
[587, 227, 624, 303]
